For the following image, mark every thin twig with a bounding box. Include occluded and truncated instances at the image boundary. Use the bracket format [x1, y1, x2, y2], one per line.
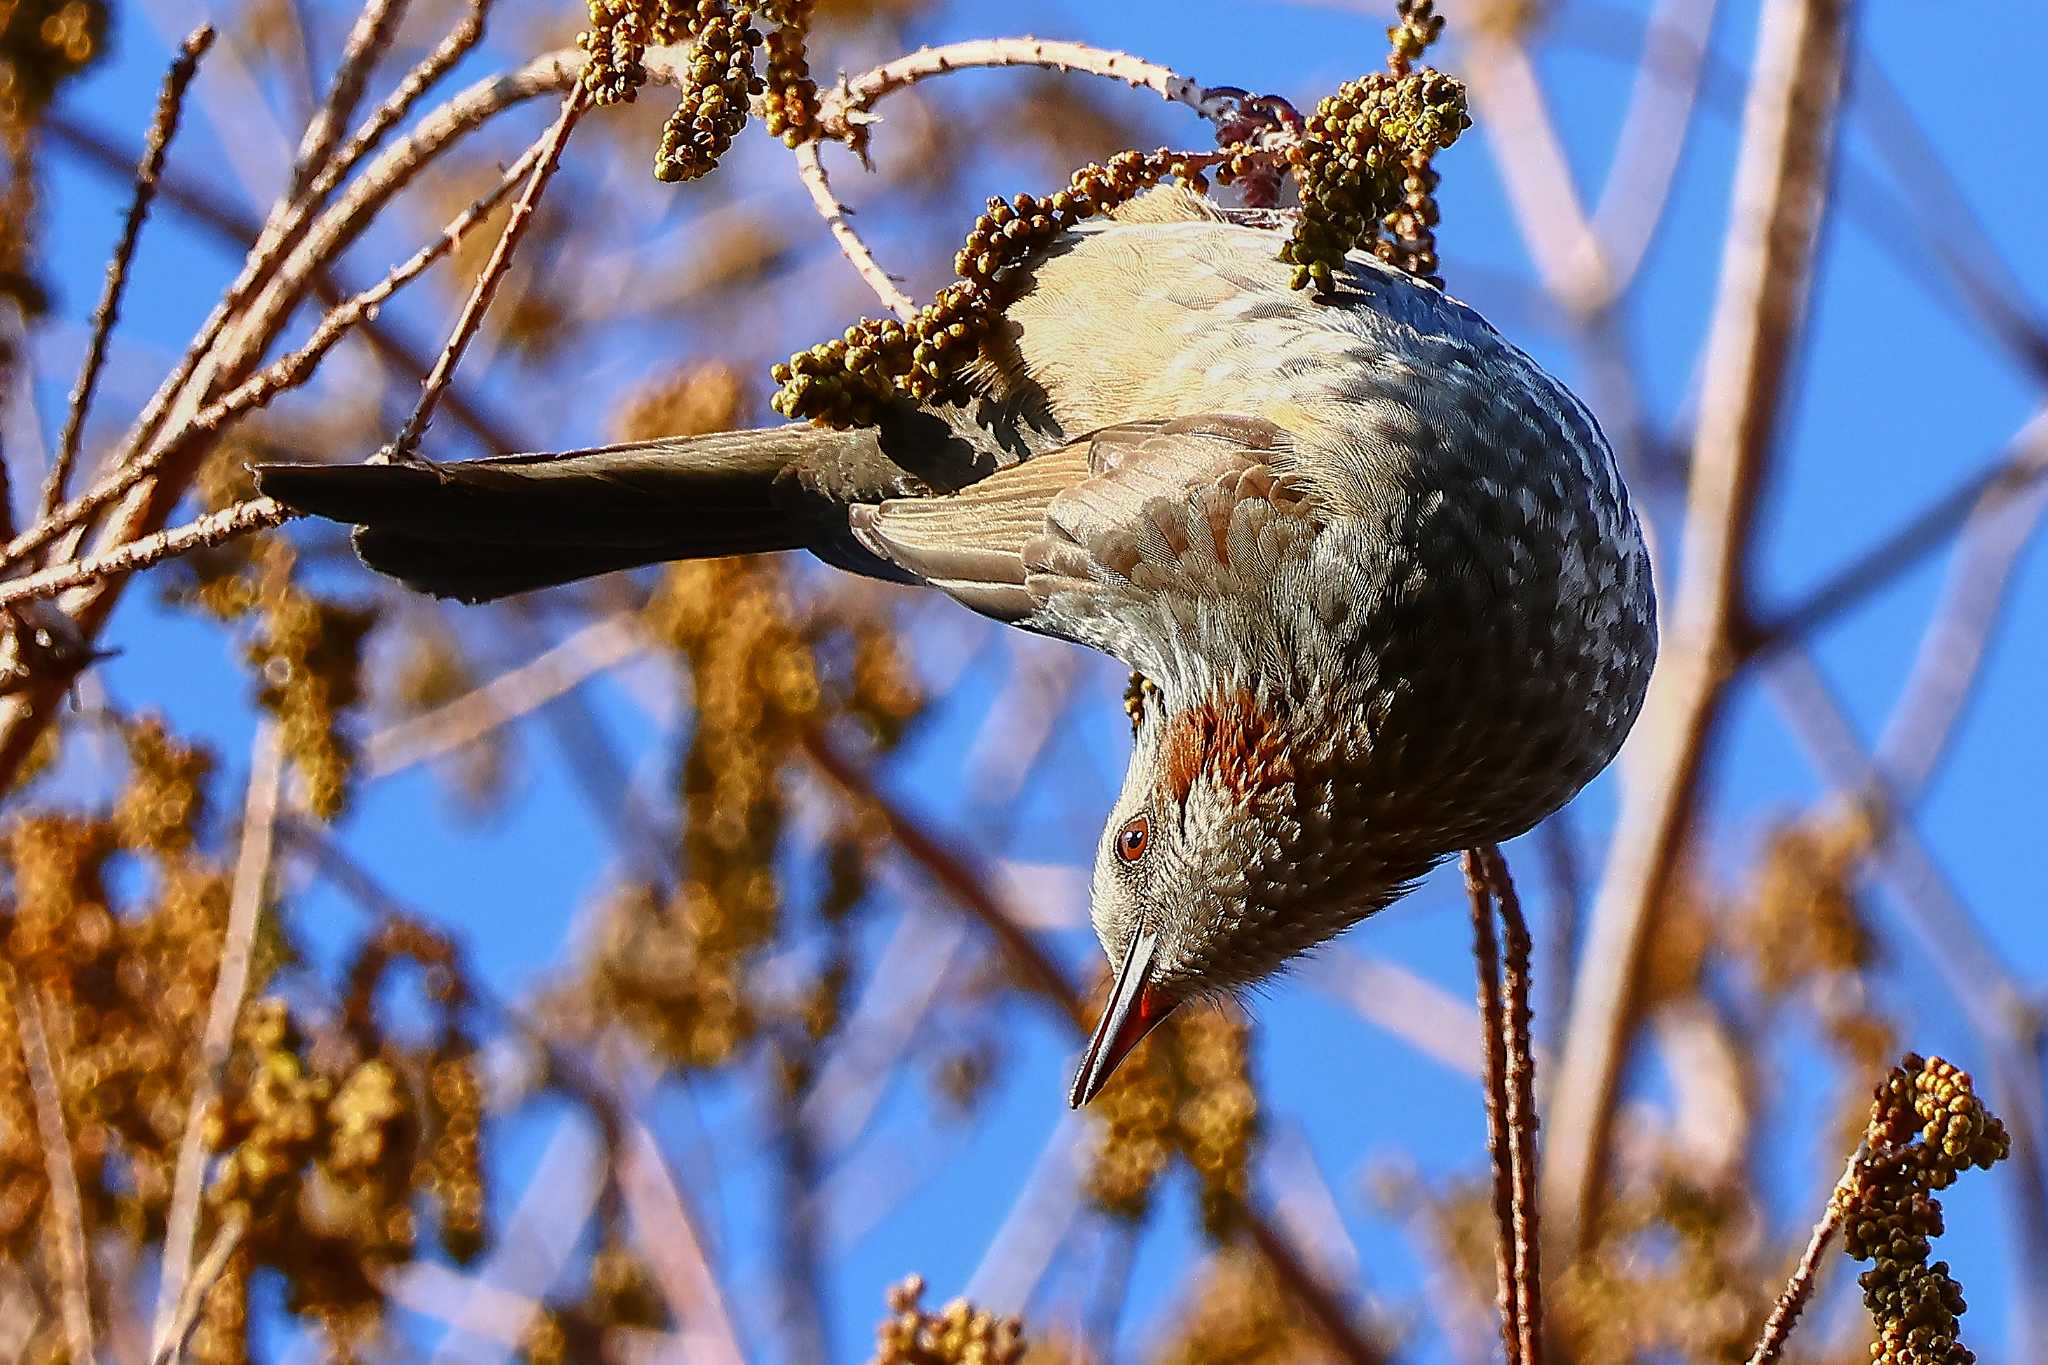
[1745, 1144, 1866, 1365]
[0, 498, 293, 609]
[1480, 845, 1544, 1365]
[1464, 849, 1521, 1365]
[2, 134, 547, 575]
[382, 82, 587, 461]
[286, 0, 409, 205]
[7, 976, 94, 1363]
[151, 724, 284, 1353]
[817, 37, 1220, 137]
[1542, 0, 1854, 1256]
[38, 26, 214, 525]
[298, 0, 492, 232]
[152, 1210, 247, 1365]
[792, 139, 915, 319]
[363, 610, 646, 777]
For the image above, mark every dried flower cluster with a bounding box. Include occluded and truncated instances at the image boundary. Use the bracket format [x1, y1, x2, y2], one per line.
[870, 1274, 1027, 1365]
[0, 0, 106, 133]
[1085, 1001, 1257, 1238]
[1839, 1054, 2009, 1364]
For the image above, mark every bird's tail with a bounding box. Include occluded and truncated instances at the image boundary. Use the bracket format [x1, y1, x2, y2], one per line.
[253, 426, 907, 603]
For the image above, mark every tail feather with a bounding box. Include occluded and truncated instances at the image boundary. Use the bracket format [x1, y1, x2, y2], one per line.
[253, 427, 907, 603]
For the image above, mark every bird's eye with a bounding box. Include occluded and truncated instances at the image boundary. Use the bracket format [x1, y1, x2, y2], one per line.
[1115, 814, 1151, 864]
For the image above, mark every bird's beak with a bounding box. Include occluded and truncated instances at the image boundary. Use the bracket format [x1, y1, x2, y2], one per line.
[1069, 927, 1176, 1108]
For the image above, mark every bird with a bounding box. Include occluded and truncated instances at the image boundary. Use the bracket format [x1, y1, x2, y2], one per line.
[254, 187, 1658, 1108]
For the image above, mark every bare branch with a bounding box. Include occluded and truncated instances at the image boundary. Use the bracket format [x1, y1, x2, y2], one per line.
[2, 133, 548, 575]
[7, 977, 94, 1363]
[383, 82, 588, 461]
[151, 1211, 247, 1365]
[1745, 1144, 1866, 1365]
[792, 139, 916, 319]
[287, 0, 410, 205]
[0, 498, 292, 609]
[38, 26, 214, 526]
[151, 724, 284, 1354]
[1464, 849, 1521, 1365]
[1543, 0, 1854, 1256]
[817, 37, 1221, 136]
[364, 610, 647, 777]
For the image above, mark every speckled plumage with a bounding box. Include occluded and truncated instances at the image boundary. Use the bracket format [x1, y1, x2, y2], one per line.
[257, 189, 1657, 1105]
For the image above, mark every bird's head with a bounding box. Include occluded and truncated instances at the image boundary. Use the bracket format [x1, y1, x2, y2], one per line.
[1069, 685, 1373, 1106]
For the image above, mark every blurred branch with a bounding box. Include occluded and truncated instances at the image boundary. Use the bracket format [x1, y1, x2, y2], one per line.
[364, 610, 647, 776]
[796, 724, 1386, 1365]
[7, 977, 94, 1363]
[1746, 406, 2048, 657]
[38, 27, 214, 527]
[152, 723, 284, 1355]
[382, 82, 588, 462]
[1543, 0, 1854, 1256]
[0, 496, 294, 608]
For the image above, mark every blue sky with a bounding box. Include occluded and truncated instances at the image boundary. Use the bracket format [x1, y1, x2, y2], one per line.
[21, 0, 2048, 1358]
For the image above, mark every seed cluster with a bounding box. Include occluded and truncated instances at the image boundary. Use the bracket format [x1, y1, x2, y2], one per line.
[1282, 65, 1469, 293]
[654, 2, 764, 183]
[871, 1274, 1028, 1365]
[0, 0, 108, 133]
[1084, 1000, 1257, 1239]
[758, 0, 820, 146]
[1840, 1054, 2009, 1364]
[772, 149, 1202, 427]
[612, 359, 750, 442]
[558, 558, 919, 1069]
[246, 545, 377, 822]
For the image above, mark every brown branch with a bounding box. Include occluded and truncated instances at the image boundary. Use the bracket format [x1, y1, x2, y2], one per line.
[817, 37, 1218, 136]
[1464, 849, 1521, 1365]
[383, 82, 587, 461]
[1745, 1143, 1869, 1365]
[6, 976, 94, 1363]
[0, 498, 293, 609]
[285, 0, 409, 205]
[38, 27, 214, 526]
[1483, 845, 1545, 1365]
[150, 724, 283, 1353]
[304, 0, 491, 221]
[1542, 0, 1853, 1256]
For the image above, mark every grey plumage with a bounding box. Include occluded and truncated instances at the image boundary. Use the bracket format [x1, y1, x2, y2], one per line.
[256, 191, 1657, 1106]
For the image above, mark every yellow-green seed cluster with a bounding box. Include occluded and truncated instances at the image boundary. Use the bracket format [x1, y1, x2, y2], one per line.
[759, 0, 820, 146]
[1281, 67, 1469, 293]
[655, 2, 765, 182]
[871, 1274, 1028, 1365]
[1841, 1054, 2010, 1365]
[772, 149, 1196, 427]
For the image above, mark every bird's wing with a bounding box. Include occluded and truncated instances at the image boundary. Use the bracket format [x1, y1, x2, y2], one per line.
[852, 414, 1322, 658]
